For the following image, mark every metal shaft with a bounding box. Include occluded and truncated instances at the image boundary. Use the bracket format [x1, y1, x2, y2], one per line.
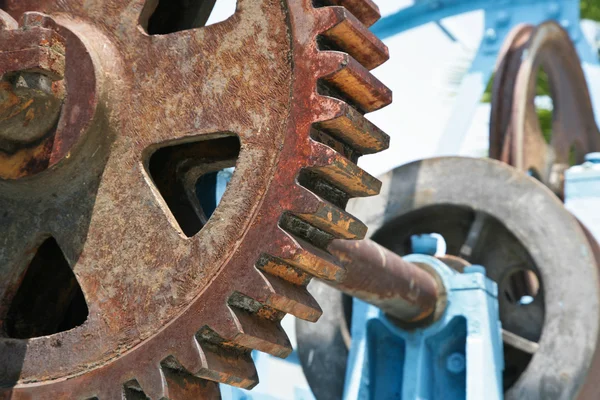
[327, 239, 443, 323]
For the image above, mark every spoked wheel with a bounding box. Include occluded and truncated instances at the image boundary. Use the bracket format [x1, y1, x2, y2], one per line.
[298, 157, 600, 400]
[490, 21, 600, 198]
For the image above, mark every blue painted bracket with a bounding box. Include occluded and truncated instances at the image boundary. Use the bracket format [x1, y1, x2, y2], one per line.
[343, 255, 504, 400]
[565, 153, 600, 244]
[371, 0, 597, 156]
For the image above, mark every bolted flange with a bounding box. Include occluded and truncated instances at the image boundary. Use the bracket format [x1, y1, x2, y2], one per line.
[0, 11, 98, 180]
[0, 12, 66, 154]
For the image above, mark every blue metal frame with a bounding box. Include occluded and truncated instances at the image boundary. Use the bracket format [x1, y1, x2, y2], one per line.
[371, 0, 598, 156]
[565, 153, 600, 244]
[343, 256, 504, 400]
[372, 1, 583, 41]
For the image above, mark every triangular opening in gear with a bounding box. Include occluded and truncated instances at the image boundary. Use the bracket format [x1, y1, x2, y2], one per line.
[145, 0, 237, 34]
[147, 134, 240, 237]
[5, 237, 88, 339]
[123, 380, 151, 400]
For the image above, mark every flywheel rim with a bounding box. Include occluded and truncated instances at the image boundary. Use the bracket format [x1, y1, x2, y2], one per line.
[352, 157, 600, 399]
[490, 21, 600, 198]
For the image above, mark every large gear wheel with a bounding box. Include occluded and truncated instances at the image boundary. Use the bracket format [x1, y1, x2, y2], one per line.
[0, 0, 390, 398]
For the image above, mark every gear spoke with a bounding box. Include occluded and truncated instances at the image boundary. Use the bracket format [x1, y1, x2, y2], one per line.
[459, 211, 488, 260]
[0, 204, 44, 334]
[120, 0, 294, 146]
[502, 328, 539, 355]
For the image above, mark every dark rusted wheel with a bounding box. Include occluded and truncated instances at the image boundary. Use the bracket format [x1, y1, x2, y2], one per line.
[299, 157, 600, 400]
[489, 21, 600, 198]
[0, 0, 390, 398]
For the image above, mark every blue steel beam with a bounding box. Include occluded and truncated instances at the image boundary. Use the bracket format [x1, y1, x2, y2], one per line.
[371, 0, 580, 40]
[369, 0, 596, 157]
[343, 257, 503, 400]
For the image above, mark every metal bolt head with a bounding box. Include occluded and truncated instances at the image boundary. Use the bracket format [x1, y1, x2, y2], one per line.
[0, 13, 66, 152]
[14, 72, 54, 95]
[446, 352, 466, 374]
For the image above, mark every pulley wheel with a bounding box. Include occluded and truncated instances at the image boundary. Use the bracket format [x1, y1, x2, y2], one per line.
[489, 21, 600, 198]
[298, 157, 600, 400]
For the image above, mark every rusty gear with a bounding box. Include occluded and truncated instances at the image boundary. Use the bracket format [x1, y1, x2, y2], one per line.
[489, 21, 600, 197]
[0, 0, 390, 398]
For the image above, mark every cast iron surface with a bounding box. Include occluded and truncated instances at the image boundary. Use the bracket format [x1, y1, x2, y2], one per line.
[489, 21, 600, 198]
[299, 157, 600, 400]
[0, 0, 391, 398]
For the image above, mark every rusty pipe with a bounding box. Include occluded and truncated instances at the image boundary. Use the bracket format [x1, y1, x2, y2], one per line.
[326, 239, 444, 324]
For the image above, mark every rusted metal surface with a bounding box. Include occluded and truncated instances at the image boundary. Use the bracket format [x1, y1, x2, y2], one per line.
[0, 12, 66, 176]
[490, 21, 600, 198]
[327, 238, 443, 323]
[0, 10, 95, 180]
[0, 0, 390, 399]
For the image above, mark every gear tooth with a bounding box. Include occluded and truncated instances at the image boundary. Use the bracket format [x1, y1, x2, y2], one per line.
[258, 254, 313, 286]
[320, 0, 381, 27]
[260, 272, 323, 322]
[194, 334, 258, 389]
[290, 184, 367, 239]
[226, 301, 292, 359]
[269, 230, 346, 281]
[162, 368, 221, 400]
[319, 7, 388, 70]
[314, 98, 389, 155]
[240, 266, 322, 322]
[132, 368, 168, 400]
[318, 53, 391, 113]
[307, 141, 381, 197]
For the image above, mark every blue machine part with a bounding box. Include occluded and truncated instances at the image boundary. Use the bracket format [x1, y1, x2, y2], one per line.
[410, 233, 448, 256]
[343, 255, 504, 400]
[565, 152, 600, 243]
[371, 0, 598, 157]
[410, 234, 439, 256]
[195, 167, 235, 219]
